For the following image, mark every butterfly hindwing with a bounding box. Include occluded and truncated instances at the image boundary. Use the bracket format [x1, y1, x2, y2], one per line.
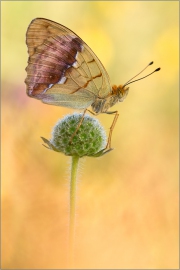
[25, 18, 111, 109]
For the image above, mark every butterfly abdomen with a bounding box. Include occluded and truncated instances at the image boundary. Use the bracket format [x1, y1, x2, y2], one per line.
[91, 94, 119, 114]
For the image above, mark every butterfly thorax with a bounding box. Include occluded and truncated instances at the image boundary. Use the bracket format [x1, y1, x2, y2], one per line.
[91, 85, 129, 114]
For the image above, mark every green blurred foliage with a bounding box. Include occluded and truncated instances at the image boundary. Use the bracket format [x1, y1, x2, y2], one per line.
[2, 1, 179, 269]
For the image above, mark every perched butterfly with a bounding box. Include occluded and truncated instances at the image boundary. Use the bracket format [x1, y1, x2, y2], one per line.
[25, 18, 160, 154]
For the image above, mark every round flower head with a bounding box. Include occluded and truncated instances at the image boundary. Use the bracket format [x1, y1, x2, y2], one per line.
[42, 113, 108, 157]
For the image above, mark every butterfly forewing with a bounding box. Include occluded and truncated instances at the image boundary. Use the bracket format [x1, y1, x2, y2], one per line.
[25, 18, 111, 109]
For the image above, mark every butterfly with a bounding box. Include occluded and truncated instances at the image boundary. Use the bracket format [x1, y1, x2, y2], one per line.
[25, 18, 160, 154]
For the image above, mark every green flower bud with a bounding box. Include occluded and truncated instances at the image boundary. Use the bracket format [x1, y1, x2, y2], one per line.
[41, 113, 112, 157]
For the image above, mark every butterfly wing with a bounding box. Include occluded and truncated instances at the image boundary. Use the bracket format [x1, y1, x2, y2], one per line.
[25, 18, 112, 109]
[25, 18, 111, 109]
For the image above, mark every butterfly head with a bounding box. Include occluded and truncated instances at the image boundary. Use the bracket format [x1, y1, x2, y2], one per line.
[112, 85, 129, 102]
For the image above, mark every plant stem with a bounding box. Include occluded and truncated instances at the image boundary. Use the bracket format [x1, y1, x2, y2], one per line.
[69, 155, 79, 268]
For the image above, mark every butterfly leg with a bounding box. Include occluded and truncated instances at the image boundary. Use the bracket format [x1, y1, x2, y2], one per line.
[86, 109, 118, 156]
[105, 111, 119, 150]
[70, 109, 87, 143]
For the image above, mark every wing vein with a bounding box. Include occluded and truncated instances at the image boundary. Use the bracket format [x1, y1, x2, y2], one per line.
[79, 51, 102, 90]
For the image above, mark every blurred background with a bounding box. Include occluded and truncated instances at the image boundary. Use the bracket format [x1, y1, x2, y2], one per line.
[1, 1, 179, 269]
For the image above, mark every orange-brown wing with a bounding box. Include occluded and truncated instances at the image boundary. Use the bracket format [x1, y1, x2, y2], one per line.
[25, 18, 112, 109]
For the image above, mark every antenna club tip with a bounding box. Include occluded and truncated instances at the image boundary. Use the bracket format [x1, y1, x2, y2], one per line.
[149, 61, 154, 65]
[155, 67, 161, 72]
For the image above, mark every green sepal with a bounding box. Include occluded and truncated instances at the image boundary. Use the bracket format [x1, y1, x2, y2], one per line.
[41, 137, 60, 152]
[91, 148, 114, 157]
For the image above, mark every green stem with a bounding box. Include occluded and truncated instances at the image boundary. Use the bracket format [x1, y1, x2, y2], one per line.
[69, 155, 79, 268]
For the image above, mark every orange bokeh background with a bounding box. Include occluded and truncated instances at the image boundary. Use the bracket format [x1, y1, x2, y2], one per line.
[2, 1, 179, 269]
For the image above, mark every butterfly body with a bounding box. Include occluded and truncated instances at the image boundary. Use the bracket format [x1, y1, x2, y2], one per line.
[91, 85, 129, 114]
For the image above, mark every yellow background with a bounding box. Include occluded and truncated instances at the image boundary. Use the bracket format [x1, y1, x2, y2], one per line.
[2, 1, 179, 269]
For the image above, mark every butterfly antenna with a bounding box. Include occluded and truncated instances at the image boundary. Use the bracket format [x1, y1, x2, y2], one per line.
[124, 67, 161, 86]
[123, 61, 154, 87]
